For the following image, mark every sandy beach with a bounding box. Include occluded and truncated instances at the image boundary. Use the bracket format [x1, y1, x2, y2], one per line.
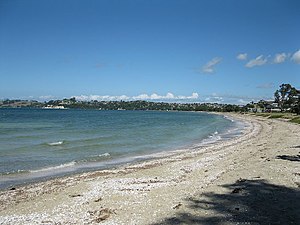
[0, 113, 299, 225]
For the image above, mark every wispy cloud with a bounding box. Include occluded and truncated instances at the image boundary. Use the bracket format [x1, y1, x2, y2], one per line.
[202, 57, 222, 74]
[203, 93, 272, 105]
[204, 95, 224, 103]
[242, 50, 300, 66]
[39, 95, 56, 100]
[73, 93, 199, 102]
[273, 53, 288, 64]
[291, 49, 300, 64]
[237, 53, 247, 61]
[256, 82, 274, 89]
[245, 55, 268, 68]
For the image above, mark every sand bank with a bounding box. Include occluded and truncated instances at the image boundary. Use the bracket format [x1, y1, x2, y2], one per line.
[0, 113, 299, 224]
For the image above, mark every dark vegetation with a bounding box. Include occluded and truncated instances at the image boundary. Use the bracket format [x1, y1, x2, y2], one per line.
[274, 84, 300, 114]
[0, 99, 245, 112]
[290, 117, 300, 124]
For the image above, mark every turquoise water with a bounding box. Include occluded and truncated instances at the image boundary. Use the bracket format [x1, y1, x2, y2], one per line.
[0, 108, 241, 189]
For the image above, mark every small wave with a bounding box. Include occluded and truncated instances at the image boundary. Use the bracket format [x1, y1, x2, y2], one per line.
[223, 115, 235, 122]
[80, 152, 111, 163]
[29, 161, 76, 173]
[1, 169, 29, 176]
[98, 152, 110, 157]
[201, 131, 222, 145]
[208, 131, 219, 138]
[47, 141, 64, 146]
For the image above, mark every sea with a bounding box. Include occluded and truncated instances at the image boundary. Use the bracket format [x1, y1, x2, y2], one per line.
[0, 108, 244, 189]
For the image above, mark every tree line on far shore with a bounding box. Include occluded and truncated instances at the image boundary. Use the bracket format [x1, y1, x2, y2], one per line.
[0, 84, 299, 114]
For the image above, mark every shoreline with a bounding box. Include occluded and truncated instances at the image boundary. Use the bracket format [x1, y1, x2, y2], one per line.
[1, 113, 299, 224]
[0, 111, 243, 190]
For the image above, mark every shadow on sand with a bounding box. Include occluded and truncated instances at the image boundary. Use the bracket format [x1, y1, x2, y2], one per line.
[153, 179, 300, 225]
[276, 155, 300, 162]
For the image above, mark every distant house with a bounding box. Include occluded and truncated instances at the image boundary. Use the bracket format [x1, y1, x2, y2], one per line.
[247, 105, 262, 113]
[292, 89, 300, 114]
[43, 105, 66, 109]
[264, 102, 280, 112]
[292, 89, 300, 105]
[247, 100, 281, 113]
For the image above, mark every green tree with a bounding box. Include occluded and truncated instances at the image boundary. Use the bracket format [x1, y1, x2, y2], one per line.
[70, 97, 76, 103]
[274, 84, 297, 111]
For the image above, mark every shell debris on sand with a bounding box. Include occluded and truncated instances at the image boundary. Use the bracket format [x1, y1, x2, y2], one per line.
[89, 208, 116, 223]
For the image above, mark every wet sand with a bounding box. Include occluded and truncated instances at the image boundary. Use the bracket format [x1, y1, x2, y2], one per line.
[0, 113, 299, 224]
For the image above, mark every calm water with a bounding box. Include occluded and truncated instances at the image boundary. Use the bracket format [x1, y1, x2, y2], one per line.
[0, 108, 242, 189]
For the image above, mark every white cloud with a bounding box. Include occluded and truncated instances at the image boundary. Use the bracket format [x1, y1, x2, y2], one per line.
[181, 93, 199, 99]
[73, 92, 199, 102]
[245, 55, 268, 68]
[203, 93, 224, 103]
[132, 94, 149, 100]
[38, 92, 274, 105]
[273, 53, 288, 64]
[202, 57, 222, 73]
[74, 95, 130, 101]
[291, 49, 300, 64]
[39, 95, 55, 100]
[238, 99, 248, 104]
[237, 53, 248, 60]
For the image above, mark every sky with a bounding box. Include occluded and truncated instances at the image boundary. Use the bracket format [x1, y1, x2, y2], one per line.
[0, 0, 299, 104]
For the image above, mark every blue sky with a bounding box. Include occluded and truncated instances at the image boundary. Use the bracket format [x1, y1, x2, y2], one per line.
[0, 0, 299, 104]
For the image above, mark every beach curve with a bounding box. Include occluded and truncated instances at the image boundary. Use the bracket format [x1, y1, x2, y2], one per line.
[0, 113, 299, 224]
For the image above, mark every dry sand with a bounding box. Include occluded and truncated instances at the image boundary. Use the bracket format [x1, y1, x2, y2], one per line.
[0, 113, 299, 224]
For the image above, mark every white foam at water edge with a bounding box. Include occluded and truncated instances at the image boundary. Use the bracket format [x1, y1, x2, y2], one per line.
[98, 152, 110, 157]
[29, 161, 76, 173]
[48, 141, 64, 146]
[223, 115, 235, 122]
[201, 131, 222, 145]
[2, 169, 29, 176]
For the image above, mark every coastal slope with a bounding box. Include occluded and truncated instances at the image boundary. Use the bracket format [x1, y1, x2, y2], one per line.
[0, 114, 299, 224]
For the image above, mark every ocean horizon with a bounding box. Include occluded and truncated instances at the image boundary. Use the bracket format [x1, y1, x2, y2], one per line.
[0, 108, 244, 189]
